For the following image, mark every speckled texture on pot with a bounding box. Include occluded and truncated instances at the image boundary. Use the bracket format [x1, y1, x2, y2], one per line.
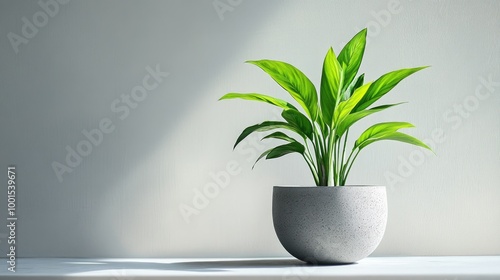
[272, 186, 387, 264]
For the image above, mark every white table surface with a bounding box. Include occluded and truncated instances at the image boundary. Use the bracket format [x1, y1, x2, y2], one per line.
[1, 256, 499, 279]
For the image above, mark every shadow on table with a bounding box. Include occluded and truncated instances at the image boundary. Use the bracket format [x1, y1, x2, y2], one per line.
[163, 258, 355, 271]
[168, 259, 305, 272]
[58, 258, 356, 274]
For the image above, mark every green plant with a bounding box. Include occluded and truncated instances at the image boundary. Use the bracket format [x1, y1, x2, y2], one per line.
[220, 29, 431, 186]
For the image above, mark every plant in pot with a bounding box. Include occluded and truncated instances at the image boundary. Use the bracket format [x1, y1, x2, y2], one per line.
[219, 28, 431, 264]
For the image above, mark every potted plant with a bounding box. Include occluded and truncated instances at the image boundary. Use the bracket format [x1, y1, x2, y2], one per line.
[219, 29, 431, 264]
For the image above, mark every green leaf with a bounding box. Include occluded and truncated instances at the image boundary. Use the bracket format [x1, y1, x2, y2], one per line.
[252, 141, 305, 169]
[354, 66, 428, 112]
[333, 82, 372, 126]
[336, 103, 404, 137]
[341, 73, 364, 101]
[281, 109, 313, 140]
[247, 60, 318, 120]
[355, 122, 415, 148]
[219, 93, 298, 110]
[234, 121, 303, 149]
[267, 141, 305, 159]
[253, 149, 272, 169]
[353, 73, 365, 90]
[357, 131, 432, 151]
[317, 114, 329, 137]
[261, 131, 297, 143]
[338, 28, 367, 88]
[320, 47, 344, 127]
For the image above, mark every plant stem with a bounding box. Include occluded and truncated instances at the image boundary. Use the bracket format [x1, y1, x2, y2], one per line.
[342, 148, 356, 184]
[327, 133, 336, 186]
[312, 128, 325, 186]
[337, 133, 342, 185]
[303, 154, 319, 185]
[333, 138, 337, 185]
[304, 149, 317, 174]
[303, 133, 320, 185]
[343, 148, 361, 183]
[320, 129, 329, 186]
[340, 130, 349, 184]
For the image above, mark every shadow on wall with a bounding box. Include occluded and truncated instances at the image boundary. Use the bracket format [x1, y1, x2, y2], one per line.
[0, 0, 285, 257]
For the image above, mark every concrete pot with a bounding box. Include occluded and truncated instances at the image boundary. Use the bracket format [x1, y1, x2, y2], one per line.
[272, 186, 387, 264]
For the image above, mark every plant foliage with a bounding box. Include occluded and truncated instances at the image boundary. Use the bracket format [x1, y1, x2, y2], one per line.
[220, 29, 431, 186]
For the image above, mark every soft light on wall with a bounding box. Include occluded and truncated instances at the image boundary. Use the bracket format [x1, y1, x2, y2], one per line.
[0, 0, 499, 258]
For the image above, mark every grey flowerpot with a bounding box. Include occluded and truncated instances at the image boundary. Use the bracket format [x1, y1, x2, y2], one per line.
[272, 186, 387, 264]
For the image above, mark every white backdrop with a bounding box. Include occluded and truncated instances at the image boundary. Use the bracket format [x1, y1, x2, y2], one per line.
[0, 0, 499, 257]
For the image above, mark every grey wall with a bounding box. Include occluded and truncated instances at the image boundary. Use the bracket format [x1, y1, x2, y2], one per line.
[0, 0, 499, 258]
